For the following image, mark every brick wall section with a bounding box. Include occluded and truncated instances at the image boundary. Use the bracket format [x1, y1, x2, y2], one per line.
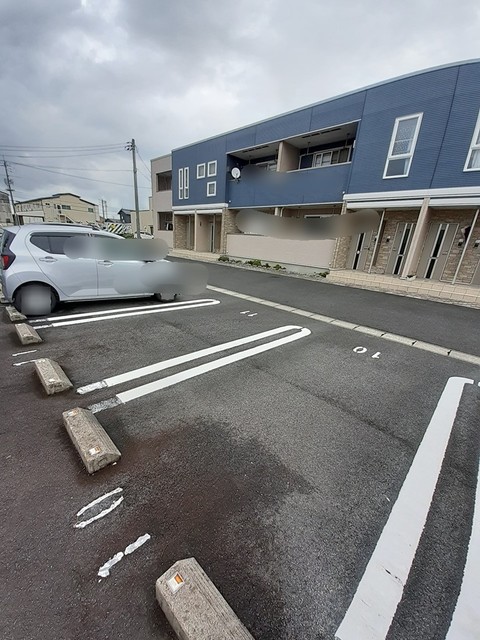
[331, 201, 350, 269]
[221, 209, 239, 254]
[173, 215, 187, 249]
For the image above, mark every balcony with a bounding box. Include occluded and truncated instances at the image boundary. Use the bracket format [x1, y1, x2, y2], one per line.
[227, 162, 351, 208]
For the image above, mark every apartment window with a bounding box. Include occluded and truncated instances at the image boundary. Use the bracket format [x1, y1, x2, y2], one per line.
[256, 160, 277, 171]
[464, 109, 480, 171]
[178, 167, 189, 200]
[207, 181, 216, 197]
[61, 205, 71, 210]
[313, 147, 351, 167]
[157, 173, 172, 191]
[207, 160, 217, 177]
[383, 113, 423, 178]
[197, 163, 206, 179]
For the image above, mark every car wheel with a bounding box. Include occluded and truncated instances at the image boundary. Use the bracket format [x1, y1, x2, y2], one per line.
[14, 284, 57, 316]
[154, 292, 177, 303]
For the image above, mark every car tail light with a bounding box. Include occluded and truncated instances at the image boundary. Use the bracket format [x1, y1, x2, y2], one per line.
[1, 253, 15, 269]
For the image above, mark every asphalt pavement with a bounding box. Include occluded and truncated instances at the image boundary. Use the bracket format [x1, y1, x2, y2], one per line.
[1, 269, 479, 640]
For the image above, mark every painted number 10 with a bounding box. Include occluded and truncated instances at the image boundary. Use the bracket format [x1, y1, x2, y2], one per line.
[353, 346, 381, 358]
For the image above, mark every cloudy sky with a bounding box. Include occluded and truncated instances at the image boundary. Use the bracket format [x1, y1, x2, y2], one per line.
[1, 0, 479, 215]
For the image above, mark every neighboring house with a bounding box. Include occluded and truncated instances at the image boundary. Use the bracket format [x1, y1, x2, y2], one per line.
[0, 190, 12, 227]
[117, 207, 155, 236]
[151, 154, 173, 247]
[164, 59, 480, 292]
[15, 193, 99, 225]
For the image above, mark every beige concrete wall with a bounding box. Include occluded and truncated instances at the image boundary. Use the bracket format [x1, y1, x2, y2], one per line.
[277, 141, 300, 172]
[131, 209, 155, 235]
[156, 230, 173, 248]
[151, 154, 172, 220]
[226, 234, 335, 268]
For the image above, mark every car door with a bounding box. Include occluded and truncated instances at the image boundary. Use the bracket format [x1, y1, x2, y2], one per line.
[27, 231, 98, 298]
[94, 235, 153, 298]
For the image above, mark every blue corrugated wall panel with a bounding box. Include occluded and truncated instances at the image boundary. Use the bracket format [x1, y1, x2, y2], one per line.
[347, 66, 460, 193]
[431, 63, 480, 188]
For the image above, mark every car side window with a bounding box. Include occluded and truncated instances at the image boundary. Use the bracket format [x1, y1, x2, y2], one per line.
[48, 235, 70, 255]
[30, 234, 51, 252]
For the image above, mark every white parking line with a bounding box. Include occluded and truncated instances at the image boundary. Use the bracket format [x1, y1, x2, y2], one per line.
[77, 325, 303, 394]
[445, 394, 480, 639]
[75, 487, 124, 529]
[88, 325, 311, 413]
[11, 350, 38, 357]
[30, 298, 213, 323]
[335, 376, 474, 640]
[98, 533, 151, 578]
[33, 299, 220, 329]
[12, 359, 37, 367]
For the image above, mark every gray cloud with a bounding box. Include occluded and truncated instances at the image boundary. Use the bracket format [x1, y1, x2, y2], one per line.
[1, 0, 479, 213]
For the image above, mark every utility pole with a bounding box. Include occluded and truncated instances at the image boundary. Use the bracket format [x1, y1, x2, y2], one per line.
[126, 139, 141, 238]
[3, 158, 17, 225]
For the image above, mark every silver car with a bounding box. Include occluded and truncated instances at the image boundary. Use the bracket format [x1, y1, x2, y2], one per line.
[0, 224, 180, 316]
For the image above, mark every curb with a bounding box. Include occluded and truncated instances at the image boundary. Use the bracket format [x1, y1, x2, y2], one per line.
[15, 323, 43, 345]
[156, 558, 254, 639]
[35, 358, 73, 395]
[62, 407, 121, 474]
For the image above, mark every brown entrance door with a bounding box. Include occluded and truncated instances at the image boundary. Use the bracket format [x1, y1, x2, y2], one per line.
[417, 222, 458, 280]
[385, 222, 416, 275]
[347, 231, 374, 271]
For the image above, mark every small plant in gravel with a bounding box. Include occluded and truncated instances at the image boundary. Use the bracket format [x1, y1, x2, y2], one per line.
[218, 255, 230, 262]
[246, 259, 262, 267]
[273, 264, 285, 270]
[316, 271, 328, 277]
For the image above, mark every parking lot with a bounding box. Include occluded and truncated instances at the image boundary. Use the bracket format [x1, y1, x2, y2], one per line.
[1, 263, 479, 640]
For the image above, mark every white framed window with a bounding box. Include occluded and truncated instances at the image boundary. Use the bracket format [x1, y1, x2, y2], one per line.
[464, 109, 480, 171]
[184, 167, 189, 199]
[178, 167, 189, 200]
[197, 163, 206, 179]
[256, 160, 277, 171]
[313, 147, 351, 168]
[178, 168, 184, 200]
[383, 113, 423, 178]
[207, 160, 217, 177]
[207, 181, 216, 197]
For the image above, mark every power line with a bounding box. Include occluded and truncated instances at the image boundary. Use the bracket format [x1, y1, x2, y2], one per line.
[0, 143, 126, 150]
[10, 161, 151, 189]
[1, 150, 128, 159]
[16, 164, 131, 172]
[136, 147, 151, 176]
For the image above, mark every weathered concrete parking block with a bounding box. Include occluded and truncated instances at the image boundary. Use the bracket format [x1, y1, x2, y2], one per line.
[5, 305, 27, 322]
[62, 407, 121, 474]
[156, 558, 254, 640]
[15, 323, 42, 345]
[35, 358, 73, 395]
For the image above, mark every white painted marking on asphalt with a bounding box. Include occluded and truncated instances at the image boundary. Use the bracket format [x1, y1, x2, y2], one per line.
[98, 533, 151, 578]
[90, 325, 311, 411]
[248, 313, 258, 317]
[446, 393, 480, 639]
[29, 298, 211, 323]
[76, 487, 123, 517]
[240, 310, 251, 314]
[12, 359, 37, 367]
[206, 284, 480, 365]
[11, 350, 37, 357]
[372, 352, 381, 358]
[77, 325, 300, 394]
[33, 299, 220, 329]
[353, 346, 367, 354]
[89, 397, 122, 414]
[335, 376, 473, 640]
[75, 496, 124, 529]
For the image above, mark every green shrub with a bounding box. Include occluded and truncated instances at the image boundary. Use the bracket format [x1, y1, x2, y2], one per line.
[273, 264, 285, 270]
[316, 271, 328, 278]
[218, 255, 230, 262]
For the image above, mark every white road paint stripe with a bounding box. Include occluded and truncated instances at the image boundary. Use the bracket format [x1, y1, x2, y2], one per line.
[30, 298, 215, 323]
[12, 359, 37, 367]
[98, 533, 151, 578]
[33, 299, 220, 329]
[446, 385, 480, 639]
[88, 325, 310, 413]
[77, 325, 301, 394]
[75, 496, 124, 529]
[335, 376, 473, 640]
[12, 350, 38, 357]
[206, 285, 480, 365]
[76, 487, 123, 516]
